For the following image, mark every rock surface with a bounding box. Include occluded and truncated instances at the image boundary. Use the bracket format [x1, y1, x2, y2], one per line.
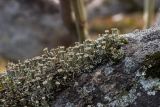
[51, 26, 160, 107]
[0, 0, 160, 106]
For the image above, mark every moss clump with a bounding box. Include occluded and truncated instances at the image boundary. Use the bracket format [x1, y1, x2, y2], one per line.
[143, 51, 160, 78]
[0, 29, 126, 107]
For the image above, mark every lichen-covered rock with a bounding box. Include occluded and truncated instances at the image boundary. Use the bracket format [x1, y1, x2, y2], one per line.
[0, 29, 126, 107]
[51, 26, 160, 107]
[1, 26, 160, 107]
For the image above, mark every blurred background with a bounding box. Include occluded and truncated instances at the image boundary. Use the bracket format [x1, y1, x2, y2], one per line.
[0, 0, 159, 72]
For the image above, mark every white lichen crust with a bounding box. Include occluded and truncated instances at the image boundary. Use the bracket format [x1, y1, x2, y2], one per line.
[0, 29, 126, 107]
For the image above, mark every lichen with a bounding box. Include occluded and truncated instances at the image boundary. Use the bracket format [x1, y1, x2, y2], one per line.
[108, 87, 137, 107]
[136, 70, 160, 96]
[124, 57, 137, 74]
[0, 29, 126, 107]
[104, 66, 114, 76]
[142, 51, 160, 78]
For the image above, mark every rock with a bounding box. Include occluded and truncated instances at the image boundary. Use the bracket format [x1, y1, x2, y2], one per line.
[0, 0, 160, 106]
[52, 26, 160, 107]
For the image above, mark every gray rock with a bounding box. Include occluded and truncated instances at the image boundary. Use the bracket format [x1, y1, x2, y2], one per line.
[52, 26, 160, 107]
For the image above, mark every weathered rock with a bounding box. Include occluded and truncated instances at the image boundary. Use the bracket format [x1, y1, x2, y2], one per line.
[0, 0, 160, 106]
[51, 26, 160, 107]
[1, 26, 160, 106]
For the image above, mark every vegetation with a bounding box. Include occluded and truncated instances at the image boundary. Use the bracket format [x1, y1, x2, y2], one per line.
[0, 29, 126, 107]
[143, 0, 155, 28]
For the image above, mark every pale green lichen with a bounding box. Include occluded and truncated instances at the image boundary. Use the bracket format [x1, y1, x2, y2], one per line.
[138, 71, 160, 96]
[108, 86, 137, 107]
[0, 29, 126, 107]
[124, 57, 139, 74]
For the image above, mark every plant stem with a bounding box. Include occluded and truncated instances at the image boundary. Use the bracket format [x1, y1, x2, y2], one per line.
[71, 0, 89, 43]
[143, 0, 155, 28]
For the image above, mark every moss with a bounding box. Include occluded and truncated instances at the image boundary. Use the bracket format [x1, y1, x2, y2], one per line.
[0, 29, 126, 107]
[143, 51, 160, 78]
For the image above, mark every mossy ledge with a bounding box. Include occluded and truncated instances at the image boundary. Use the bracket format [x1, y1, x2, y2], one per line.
[0, 29, 126, 107]
[142, 51, 160, 78]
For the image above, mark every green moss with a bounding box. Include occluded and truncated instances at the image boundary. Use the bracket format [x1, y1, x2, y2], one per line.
[0, 29, 126, 107]
[143, 51, 160, 78]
